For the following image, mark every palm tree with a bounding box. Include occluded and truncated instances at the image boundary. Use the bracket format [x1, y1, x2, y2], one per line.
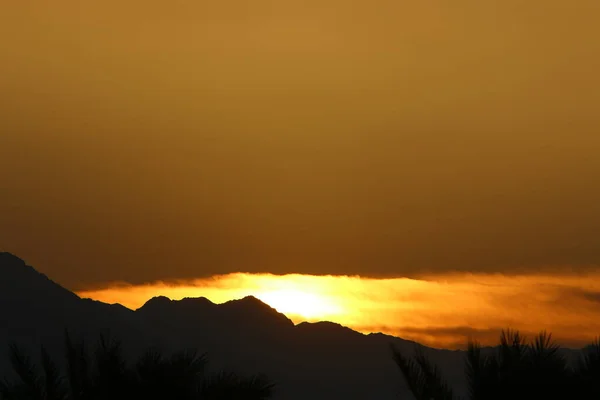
[201, 371, 274, 400]
[392, 328, 598, 400]
[464, 339, 498, 400]
[0, 343, 66, 400]
[390, 344, 454, 400]
[572, 338, 600, 398]
[63, 332, 91, 400]
[1, 332, 274, 400]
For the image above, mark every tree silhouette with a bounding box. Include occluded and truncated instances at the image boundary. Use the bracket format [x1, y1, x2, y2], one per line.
[392, 328, 600, 400]
[572, 338, 600, 398]
[0, 332, 274, 400]
[391, 344, 454, 400]
[0, 343, 65, 400]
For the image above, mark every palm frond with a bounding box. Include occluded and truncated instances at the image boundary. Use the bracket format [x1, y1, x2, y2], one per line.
[530, 331, 560, 358]
[40, 345, 66, 400]
[467, 339, 502, 400]
[201, 370, 274, 400]
[578, 337, 600, 375]
[136, 347, 165, 380]
[7, 342, 42, 399]
[391, 343, 426, 400]
[235, 373, 275, 399]
[528, 330, 565, 374]
[64, 330, 91, 400]
[465, 339, 483, 400]
[134, 347, 170, 399]
[499, 328, 527, 364]
[169, 349, 207, 379]
[413, 346, 454, 400]
[165, 349, 208, 398]
[2, 333, 275, 400]
[93, 333, 131, 398]
[573, 337, 600, 398]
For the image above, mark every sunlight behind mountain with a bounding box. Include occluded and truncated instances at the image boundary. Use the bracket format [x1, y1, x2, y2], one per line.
[77, 271, 600, 349]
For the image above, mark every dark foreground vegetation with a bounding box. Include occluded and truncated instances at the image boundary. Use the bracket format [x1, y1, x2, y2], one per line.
[392, 329, 600, 400]
[0, 332, 274, 400]
[4, 327, 600, 400]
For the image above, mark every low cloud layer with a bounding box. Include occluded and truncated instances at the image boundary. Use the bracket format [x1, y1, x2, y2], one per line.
[78, 272, 600, 349]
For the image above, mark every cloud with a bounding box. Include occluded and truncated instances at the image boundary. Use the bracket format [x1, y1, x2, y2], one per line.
[78, 271, 600, 349]
[568, 288, 600, 304]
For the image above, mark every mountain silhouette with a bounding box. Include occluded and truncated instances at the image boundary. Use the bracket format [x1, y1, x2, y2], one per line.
[139, 295, 293, 330]
[0, 253, 149, 369]
[0, 252, 584, 399]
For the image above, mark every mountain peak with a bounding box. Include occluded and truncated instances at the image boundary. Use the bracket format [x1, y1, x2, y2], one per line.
[137, 295, 215, 313]
[180, 296, 214, 305]
[0, 252, 27, 269]
[221, 295, 294, 327]
[0, 253, 82, 330]
[237, 295, 267, 305]
[222, 295, 273, 311]
[0, 252, 56, 288]
[137, 295, 172, 311]
[147, 295, 172, 304]
[297, 321, 361, 335]
[0, 252, 39, 293]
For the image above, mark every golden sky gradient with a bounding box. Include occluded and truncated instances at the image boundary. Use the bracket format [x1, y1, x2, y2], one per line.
[78, 272, 600, 349]
[1, 1, 600, 348]
[1, 1, 599, 287]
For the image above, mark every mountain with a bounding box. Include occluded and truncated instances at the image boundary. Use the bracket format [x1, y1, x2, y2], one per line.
[0, 252, 579, 399]
[0, 253, 151, 366]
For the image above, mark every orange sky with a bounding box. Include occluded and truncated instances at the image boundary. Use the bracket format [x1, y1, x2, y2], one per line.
[78, 272, 600, 349]
[1, 1, 600, 349]
[1, 1, 600, 286]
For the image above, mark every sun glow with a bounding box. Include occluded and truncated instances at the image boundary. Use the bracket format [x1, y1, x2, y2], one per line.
[254, 289, 344, 320]
[77, 272, 600, 349]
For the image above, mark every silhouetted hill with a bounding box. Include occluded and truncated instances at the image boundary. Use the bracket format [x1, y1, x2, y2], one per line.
[0, 252, 79, 304]
[0, 253, 587, 399]
[138, 295, 293, 330]
[221, 295, 295, 327]
[0, 253, 150, 369]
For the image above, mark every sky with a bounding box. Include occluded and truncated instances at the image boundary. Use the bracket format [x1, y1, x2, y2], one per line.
[1, 1, 600, 346]
[78, 271, 600, 349]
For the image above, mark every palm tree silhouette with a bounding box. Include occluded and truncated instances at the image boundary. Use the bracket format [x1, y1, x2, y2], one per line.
[572, 338, 600, 398]
[0, 331, 274, 400]
[392, 328, 600, 400]
[391, 343, 454, 400]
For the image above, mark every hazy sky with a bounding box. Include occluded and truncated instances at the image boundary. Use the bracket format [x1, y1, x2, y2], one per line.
[1, 1, 599, 288]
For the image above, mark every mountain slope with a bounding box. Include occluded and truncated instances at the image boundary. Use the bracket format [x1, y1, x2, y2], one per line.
[3, 252, 582, 399]
[0, 253, 149, 367]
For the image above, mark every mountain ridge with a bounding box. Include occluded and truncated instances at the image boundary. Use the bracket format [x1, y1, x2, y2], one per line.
[0, 252, 584, 399]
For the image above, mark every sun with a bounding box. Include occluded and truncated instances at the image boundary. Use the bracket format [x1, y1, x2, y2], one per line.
[254, 289, 345, 321]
